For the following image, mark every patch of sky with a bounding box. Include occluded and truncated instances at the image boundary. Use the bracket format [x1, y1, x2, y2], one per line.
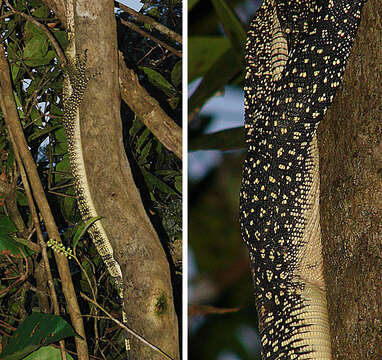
[117, 0, 143, 12]
[37, 136, 50, 163]
[189, 83, 244, 181]
[214, 326, 260, 360]
[235, 0, 263, 24]
[236, 325, 261, 357]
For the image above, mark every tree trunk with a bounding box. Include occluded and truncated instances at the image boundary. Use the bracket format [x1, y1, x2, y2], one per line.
[72, 1, 179, 359]
[318, 0, 382, 358]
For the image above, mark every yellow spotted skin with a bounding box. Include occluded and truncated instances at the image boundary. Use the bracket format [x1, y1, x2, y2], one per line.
[63, 52, 123, 290]
[240, 0, 365, 359]
[62, 52, 130, 353]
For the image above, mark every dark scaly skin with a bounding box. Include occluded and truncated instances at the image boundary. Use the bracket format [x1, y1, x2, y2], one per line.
[62, 52, 130, 355]
[240, 0, 366, 359]
[63, 52, 124, 288]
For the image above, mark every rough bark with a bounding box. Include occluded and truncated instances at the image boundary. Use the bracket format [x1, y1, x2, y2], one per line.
[73, 1, 179, 359]
[318, 0, 382, 358]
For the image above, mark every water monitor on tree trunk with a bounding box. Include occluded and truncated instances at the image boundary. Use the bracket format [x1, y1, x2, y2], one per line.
[239, 0, 366, 358]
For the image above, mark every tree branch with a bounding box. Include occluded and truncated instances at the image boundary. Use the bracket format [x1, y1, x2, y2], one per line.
[120, 19, 182, 58]
[118, 51, 182, 159]
[116, 2, 182, 45]
[74, 0, 180, 357]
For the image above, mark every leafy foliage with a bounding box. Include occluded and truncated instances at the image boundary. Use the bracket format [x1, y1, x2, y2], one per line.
[0, 313, 76, 360]
[188, 0, 246, 120]
[188, 0, 262, 359]
[0, 0, 182, 358]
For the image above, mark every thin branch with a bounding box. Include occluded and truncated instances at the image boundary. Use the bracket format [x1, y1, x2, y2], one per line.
[80, 292, 175, 360]
[188, 304, 242, 317]
[0, 248, 29, 293]
[48, 190, 76, 198]
[120, 19, 182, 58]
[116, 2, 182, 44]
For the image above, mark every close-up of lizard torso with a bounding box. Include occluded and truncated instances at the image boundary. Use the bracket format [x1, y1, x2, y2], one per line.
[239, 0, 366, 358]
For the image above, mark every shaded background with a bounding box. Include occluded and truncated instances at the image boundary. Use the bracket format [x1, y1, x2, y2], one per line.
[188, 0, 262, 359]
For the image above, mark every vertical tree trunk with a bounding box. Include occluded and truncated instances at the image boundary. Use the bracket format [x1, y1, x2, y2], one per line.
[72, 1, 179, 358]
[318, 1, 382, 358]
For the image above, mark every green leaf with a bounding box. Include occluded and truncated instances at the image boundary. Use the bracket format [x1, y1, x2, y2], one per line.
[129, 118, 144, 139]
[60, 187, 76, 221]
[26, 78, 38, 95]
[155, 169, 180, 177]
[147, 7, 160, 19]
[16, 190, 28, 206]
[23, 20, 58, 66]
[54, 31, 69, 53]
[174, 175, 182, 193]
[30, 107, 42, 126]
[23, 34, 48, 65]
[0, 313, 77, 360]
[55, 153, 70, 183]
[25, 48, 56, 67]
[138, 141, 152, 165]
[48, 77, 64, 91]
[14, 1, 26, 11]
[136, 128, 150, 150]
[24, 346, 74, 360]
[5, 146, 14, 170]
[9, 302, 21, 316]
[25, 20, 46, 39]
[32, 4, 50, 19]
[72, 217, 102, 254]
[0, 216, 34, 256]
[141, 168, 177, 195]
[28, 124, 61, 141]
[0, 216, 35, 257]
[188, 48, 242, 114]
[53, 127, 67, 155]
[189, 127, 245, 151]
[139, 67, 177, 97]
[171, 60, 182, 87]
[13, 92, 25, 119]
[0, 216, 17, 234]
[6, 41, 18, 63]
[188, 37, 231, 83]
[79, 278, 91, 294]
[10, 63, 20, 82]
[50, 103, 63, 116]
[211, 0, 246, 62]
